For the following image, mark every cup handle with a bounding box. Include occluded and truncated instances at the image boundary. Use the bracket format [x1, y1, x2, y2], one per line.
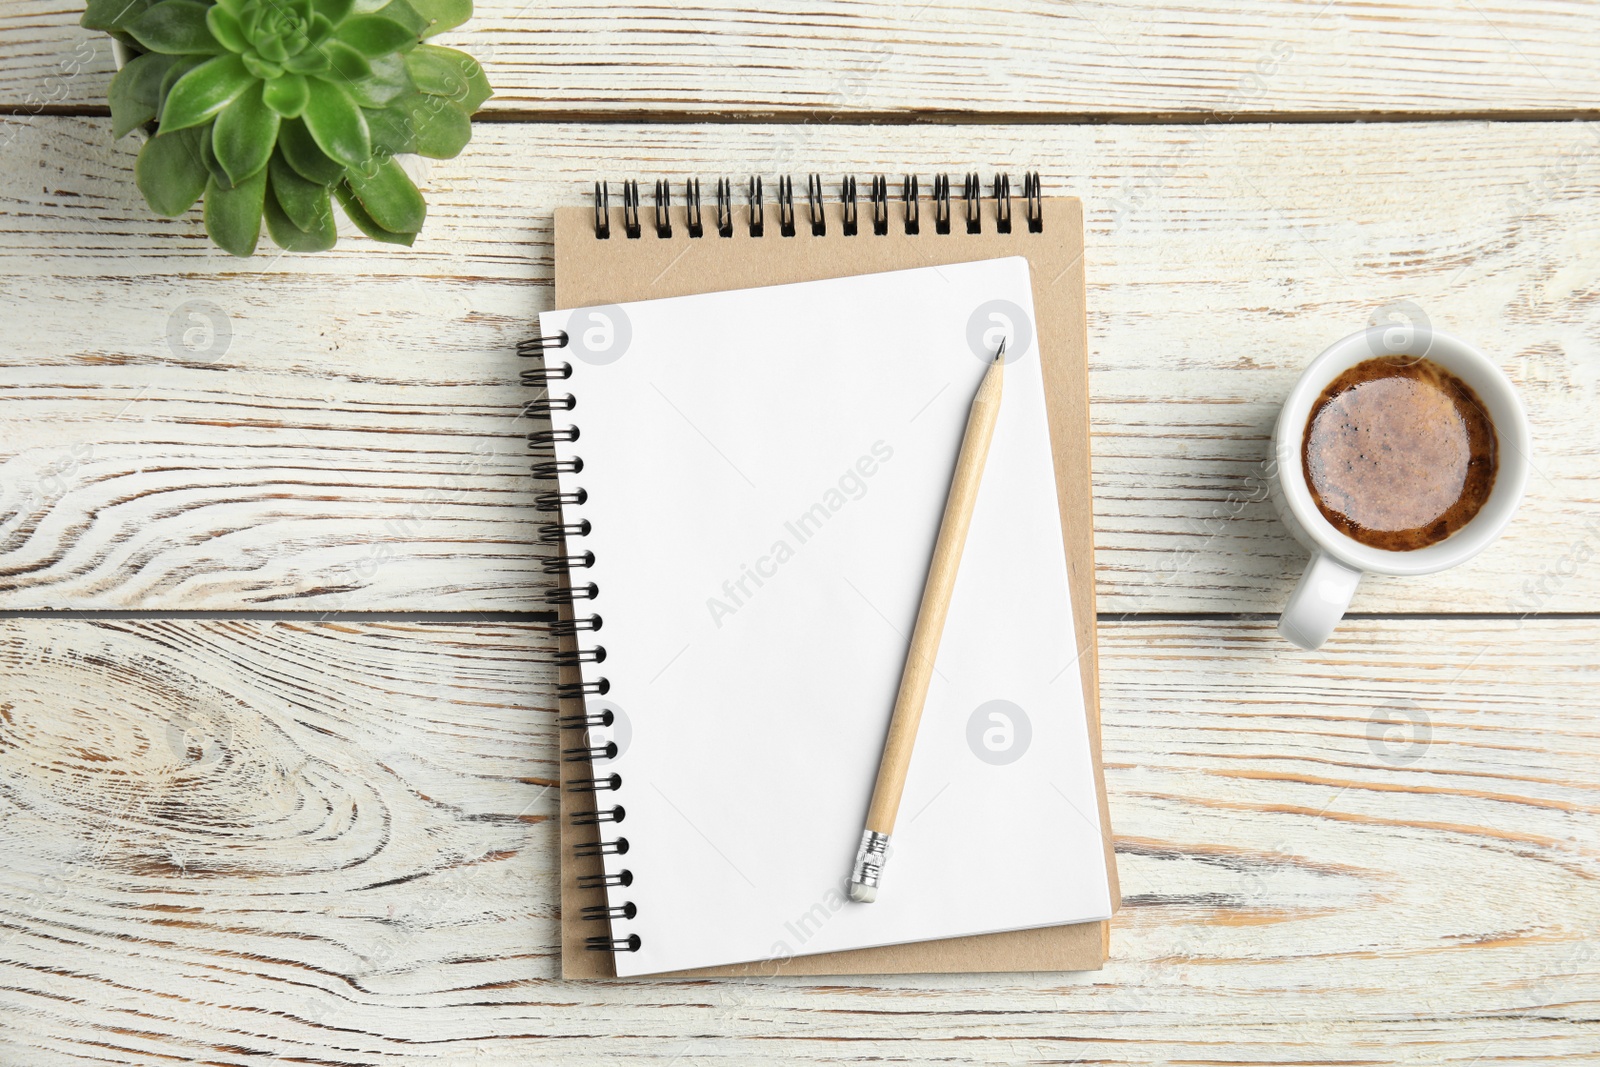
[1278, 551, 1362, 650]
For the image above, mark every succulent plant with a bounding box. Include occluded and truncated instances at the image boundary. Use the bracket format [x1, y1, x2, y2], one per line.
[81, 0, 492, 255]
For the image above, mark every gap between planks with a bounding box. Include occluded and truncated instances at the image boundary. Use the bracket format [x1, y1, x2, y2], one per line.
[0, 610, 1593, 623]
[12, 104, 1600, 126]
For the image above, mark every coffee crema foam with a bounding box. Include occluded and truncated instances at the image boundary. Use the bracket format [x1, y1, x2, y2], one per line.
[1302, 356, 1498, 551]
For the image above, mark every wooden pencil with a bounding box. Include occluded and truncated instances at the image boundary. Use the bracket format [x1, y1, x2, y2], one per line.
[849, 342, 1006, 902]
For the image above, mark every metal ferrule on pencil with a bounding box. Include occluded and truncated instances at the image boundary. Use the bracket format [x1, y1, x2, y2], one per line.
[849, 830, 892, 902]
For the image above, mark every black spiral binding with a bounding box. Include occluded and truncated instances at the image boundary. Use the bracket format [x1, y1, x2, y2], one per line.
[748, 176, 764, 237]
[522, 324, 635, 954]
[776, 176, 796, 237]
[622, 180, 641, 239]
[652, 179, 672, 239]
[806, 174, 826, 237]
[716, 178, 734, 237]
[529, 171, 1046, 958]
[585, 172, 1041, 240]
[685, 179, 704, 239]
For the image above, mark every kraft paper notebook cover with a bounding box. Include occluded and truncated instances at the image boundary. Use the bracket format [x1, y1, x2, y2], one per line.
[540, 177, 1119, 977]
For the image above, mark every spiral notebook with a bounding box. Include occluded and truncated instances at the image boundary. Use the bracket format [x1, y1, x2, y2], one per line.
[536, 175, 1119, 978]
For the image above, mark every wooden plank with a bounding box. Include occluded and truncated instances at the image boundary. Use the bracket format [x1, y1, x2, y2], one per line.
[2, 117, 1598, 612]
[0, 617, 1595, 1064]
[7, 1, 1600, 117]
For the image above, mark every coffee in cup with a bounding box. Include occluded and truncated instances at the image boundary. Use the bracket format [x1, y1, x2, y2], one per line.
[1301, 355, 1498, 552]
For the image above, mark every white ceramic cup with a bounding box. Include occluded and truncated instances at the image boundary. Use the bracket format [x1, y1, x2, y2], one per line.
[1269, 327, 1531, 650]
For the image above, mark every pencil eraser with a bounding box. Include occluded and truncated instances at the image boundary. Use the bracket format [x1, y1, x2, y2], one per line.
[848, 881, 877, 903]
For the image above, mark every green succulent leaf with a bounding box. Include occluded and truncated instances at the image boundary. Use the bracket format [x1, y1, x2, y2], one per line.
[309, 0, 356, 24]
[197, 118, 230, 185]
[405, 44, 490, 111]
[253, 33, 289, 65]
[262, 72, 311, 117]
[403, 43, 461, 96]
[408, 0, 471, 37]
[82, 0, 156, 33]
[369, 91, 470, 158]
[344, 154, 425, 233]
[304, 12, 336, 49]
[159, 53, 256, 132]
[278, 116, 346, 183]
[319, 39, 373, 82]
[268, 150, 333, 231]
[158, 52, 206, 100]
[300, 81, 371, 169]
[211, 81, 279, 184]
[127, 0, 225, 55]
[346, 53, 412, 108]
[108, 50, 179, 138]
[204, 4, 249, 52]
[450, 47, 491, 111]
[265, 183, 337, 251]
[364, 102, 415, 155]
[204, 168, 267, 256]
[134, 125, 208, 216]
[336, 13, 419, 56]
[335, 181, 416, 245]
[373, 0, 429, 37]
[242, 53, 284, 80]
[104, 0, 478, 256]
[379, 90, 467, 156]
[282, 47, 332, 75]
[413, 103, 471, 157]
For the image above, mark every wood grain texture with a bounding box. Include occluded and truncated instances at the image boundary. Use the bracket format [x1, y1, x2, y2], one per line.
[6, 1, 1600, 117]
[0, 616, 1595, 1064]
[2, 117, 1597, 613]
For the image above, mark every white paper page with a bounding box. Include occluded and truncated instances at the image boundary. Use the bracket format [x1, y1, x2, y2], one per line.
[540, 258, 1110, 977]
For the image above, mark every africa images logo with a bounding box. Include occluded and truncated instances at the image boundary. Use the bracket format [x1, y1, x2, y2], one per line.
[1363, 299, 1433, 361]
[587, 700, 632, 759]
[166, 299, 232, 362]
[567, 305, 632, 365]
[965, 299, 1032, 364]
[966, 700, 1032, 765]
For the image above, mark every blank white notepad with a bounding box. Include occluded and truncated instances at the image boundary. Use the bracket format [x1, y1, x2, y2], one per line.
[538, 257, 1112, 977]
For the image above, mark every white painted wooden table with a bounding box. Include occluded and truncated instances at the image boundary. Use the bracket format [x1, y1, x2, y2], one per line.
[2, 4, 1598, 1064]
